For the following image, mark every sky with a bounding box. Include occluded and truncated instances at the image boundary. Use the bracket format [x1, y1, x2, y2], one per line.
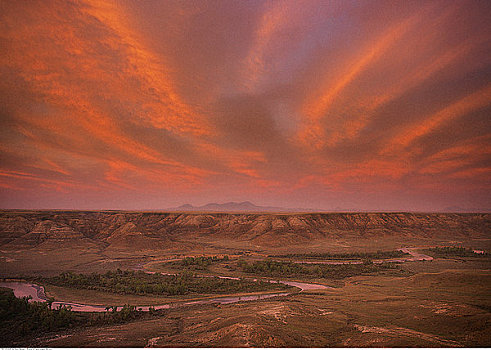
[0, 0, 490, 211]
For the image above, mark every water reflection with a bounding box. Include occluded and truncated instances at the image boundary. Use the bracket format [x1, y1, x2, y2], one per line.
[0, 281, 293, 312]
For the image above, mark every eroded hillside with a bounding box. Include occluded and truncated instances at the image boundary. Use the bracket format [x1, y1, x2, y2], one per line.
[0, 211, 489, 250]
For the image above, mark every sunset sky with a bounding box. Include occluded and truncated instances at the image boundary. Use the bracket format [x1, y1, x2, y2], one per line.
[1, 0, 490, 211]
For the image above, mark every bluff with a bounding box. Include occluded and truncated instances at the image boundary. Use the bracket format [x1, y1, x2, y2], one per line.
[0, 211, 489, 248]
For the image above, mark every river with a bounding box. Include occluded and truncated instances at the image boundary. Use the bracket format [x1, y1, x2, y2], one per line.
[0, 277, 328, 312]
[2, 249, 432, 313]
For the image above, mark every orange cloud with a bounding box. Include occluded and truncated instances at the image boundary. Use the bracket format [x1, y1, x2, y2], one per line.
[384, 84, 491, 153]
[40, 159, 71, 176]
[242, 0, 307, 91]
[0, 169, 95, 191]
[197, 142, 267, 179]
[448, 167, 491, 180]
[425, 138, 491, 163]
[81, 0, 209, 136]
[297, 12, 422, 150]
[0, 0, 220, 193]
[342, 40, 477, 142]
[416, 137, 491, 176]
[1, 1, 489, 210]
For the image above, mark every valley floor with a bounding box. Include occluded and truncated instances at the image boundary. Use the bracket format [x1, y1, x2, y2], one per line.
[2, 248, 490, 347]
[0, 211, 489, 347]
[24, 264, 491, 347]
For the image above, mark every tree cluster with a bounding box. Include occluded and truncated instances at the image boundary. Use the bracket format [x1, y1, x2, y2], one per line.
[238, 259, 398, 279]
[40, 269, 282, 296]
[428, 246, 488, 257]
[0, 289, 77, 340]
[271, 250, 408, 260]
[0, 288, 145, 346]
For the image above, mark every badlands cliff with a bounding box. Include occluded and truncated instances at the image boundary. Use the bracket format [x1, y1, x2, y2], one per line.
[0, 211, 489, 249]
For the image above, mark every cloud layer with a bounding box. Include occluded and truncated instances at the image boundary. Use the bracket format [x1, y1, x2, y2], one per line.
[1, 0, 490, 211]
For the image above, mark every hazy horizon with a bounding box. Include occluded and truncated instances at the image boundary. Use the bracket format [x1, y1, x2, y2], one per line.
[1, 1, 490, 211]
[1, 200, 489, 213]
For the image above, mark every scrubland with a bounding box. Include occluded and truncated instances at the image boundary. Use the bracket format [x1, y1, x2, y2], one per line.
[0, 210, 489, 347]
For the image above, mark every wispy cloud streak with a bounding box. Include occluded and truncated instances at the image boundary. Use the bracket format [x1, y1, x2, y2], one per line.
[0, 0, 489, 210]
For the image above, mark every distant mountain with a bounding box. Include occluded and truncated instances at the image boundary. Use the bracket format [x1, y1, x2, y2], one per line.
[443, 206, 491, 213]
[168, 201, 320, 213]
[167, 203, 491, 213]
